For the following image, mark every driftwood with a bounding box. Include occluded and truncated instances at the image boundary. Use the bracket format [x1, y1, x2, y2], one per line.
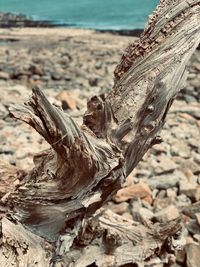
[0, 0, 200, 266]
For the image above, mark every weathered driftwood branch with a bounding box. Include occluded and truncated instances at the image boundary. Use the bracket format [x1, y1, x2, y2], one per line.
[0, 0, 200, 266]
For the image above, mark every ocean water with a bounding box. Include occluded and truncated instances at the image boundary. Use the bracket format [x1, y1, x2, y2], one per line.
[0, 0, 159, 30]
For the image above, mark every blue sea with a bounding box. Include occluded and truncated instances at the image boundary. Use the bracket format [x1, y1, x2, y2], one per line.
[0, 0, 159, 30]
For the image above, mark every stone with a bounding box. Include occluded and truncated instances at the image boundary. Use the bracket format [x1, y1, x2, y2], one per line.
[166, 188, 177, 198]
[41, 75, 51, 82]
[178, 113, 196, 121]
[186, 220, 200, 235]
[193, 234, 200, 242]
[195, 213, 200, 226]
[153, 205, 180, 223]
[52, 73, 62, 80]
[151, 143, 167, 155]
[170, 141, 191, 158]
[193, 62, 200, 71]
[114, 182, 152, 204]
[185, 243, 200, 267]
[122, 212, 133, 220]
[182, 160, 200, 176]
[183, 202, 200, 219]
[107, 202, 129, 215]
[179, 181, 200, 201]
[170, 101, 200, 119]
[190, 78, 200, 89]
[151, 155, 178, 174]
[176, 250, 186, 264]
[146, 174, 179, 190]
[88, 77, 98, 87]
[0, 71, 9, 80]
[31, 74, 40, 80]
[29, 64, 43, 76]
[185, 94, 197, 103]
[0, 104, 8, 119]
[132, 207, 154, 221]
[156, 190, 166, 199]
[56, 91, 76, 110]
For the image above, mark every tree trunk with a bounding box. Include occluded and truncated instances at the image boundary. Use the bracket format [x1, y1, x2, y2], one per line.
[0, 1, 200, 266]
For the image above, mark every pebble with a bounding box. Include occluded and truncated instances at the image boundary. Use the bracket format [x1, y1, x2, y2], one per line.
[113, 182, 152, 204]
[56, 91, 77, 110]
[0, 71, 10, 80]
[179, 181, 200, 202]
[153, 205, 180, 223]
[106, 202, 129, 215]
[185, 243, 200, 267]
[132, 207, 154, 221]
[146, 174, 179, 190]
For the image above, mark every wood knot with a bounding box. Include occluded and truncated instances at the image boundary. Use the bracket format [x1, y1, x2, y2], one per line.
[83, 95, 106, 137]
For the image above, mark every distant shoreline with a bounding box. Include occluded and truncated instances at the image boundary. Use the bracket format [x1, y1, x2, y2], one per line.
[0, 12, 143, 37]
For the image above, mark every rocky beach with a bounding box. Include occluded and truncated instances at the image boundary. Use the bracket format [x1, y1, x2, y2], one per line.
[0, 27, 200, 266]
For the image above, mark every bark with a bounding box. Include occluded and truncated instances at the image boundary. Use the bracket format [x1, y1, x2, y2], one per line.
[0, 0, 200, 266]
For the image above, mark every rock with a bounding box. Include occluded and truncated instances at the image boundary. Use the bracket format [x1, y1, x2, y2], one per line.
[56, 91, 76, 110]
[0, 12, 54, 28]
[134, 169, 150, 179]
[0, 104, 8, 119]
[132, 207, 154, 221]
[122, 212, 133, 220]
[123, 173, 134, 187]
[88, 77, 98, 87]
[190, 77, 200, 89]
[153, 197, 177, 210]
[176, 250, 186, 264]
[188, 73, 197, 79]
[29, 64, 43, 76]
[178, 113, 196, 121]
[166, 188, 177, 198]
[107, 202, 129, 215]
[186, 220, 200, 235]
[177, 196, 194, 210]
[186, 236, 197, 244]
[31, 74, 40, 81]
[184, 95, 197, 103]
[41, 75, 51, 82]
[184, 169, 198, 183]
[52, 72, 62, 81]
[156, 190, 166, 199]
[185, 243, 200, 267]
[193, 62, 200, 71]
[151, 155, 178, 174]
[153, 205, 180, 223]
[0, 71, 9, 80]
[170, 141, 191, 158]
[114, 182, 152, 204]
[151, 143, 167, 155]
[185, 94, 197, 103]
[193, 234, 200, 242]
[181, 160, 200, 176]
[179, 181, 200, 201]
[183, 202, 200, 219]
[195, 213, 200, 226]
[170, 102, 200, 119]
[146, 174, 179, 190]
[193, 153, 200, 164]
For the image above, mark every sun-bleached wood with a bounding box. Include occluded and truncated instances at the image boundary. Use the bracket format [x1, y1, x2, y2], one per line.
[0, 0, 199, 266]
